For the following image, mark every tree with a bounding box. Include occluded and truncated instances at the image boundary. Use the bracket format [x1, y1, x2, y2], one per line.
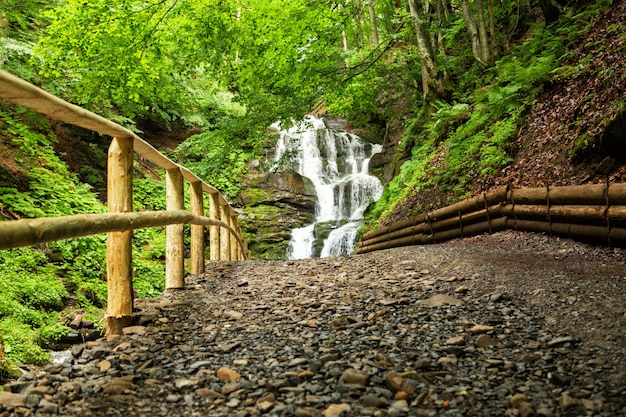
[460, 0, 492, 67]
[33, 0, 353, 126]
[368, 0, 380, 47]
[407, 0, 446, 100]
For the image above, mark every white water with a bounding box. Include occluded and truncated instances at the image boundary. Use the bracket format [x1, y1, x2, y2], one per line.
[275, 116, 383, 259]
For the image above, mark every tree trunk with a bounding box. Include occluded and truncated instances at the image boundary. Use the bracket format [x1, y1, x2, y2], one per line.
[353, 1, 364, 49]
[341, 30, 350, 68]
[408, 0, 445, 99]
[487, 0, 497, 54]
[460, 0, 489, 67]
[434, 0, 449, 83]
[475, 0, 491, 64]
[368, 0, 380, 47]
[0, 14, 7, 66]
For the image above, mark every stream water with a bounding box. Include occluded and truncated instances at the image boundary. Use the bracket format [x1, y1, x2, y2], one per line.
[274, 116, 383, 259]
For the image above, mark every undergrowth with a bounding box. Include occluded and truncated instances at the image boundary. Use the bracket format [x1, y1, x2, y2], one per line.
[365, 3, 607, 229]
[0, 106, 168, 368]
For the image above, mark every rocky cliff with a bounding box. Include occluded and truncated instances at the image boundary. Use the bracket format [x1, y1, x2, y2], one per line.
[236, 171, 316, 259]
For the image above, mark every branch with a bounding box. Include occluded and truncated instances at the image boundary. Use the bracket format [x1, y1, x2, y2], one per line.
[135, 0, 180, 60]
[341, 38, 399, 83]
[340, 22, 405, 83]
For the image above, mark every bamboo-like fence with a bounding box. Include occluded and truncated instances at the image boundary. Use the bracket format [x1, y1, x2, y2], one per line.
[0, 70, 249, 335]
[357, 183, 626, 254]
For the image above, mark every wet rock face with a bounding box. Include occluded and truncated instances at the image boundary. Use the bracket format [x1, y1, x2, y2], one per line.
[370, 146, 400, 184]
[237, 172, 316, 259]
[239, 172, 316, 210]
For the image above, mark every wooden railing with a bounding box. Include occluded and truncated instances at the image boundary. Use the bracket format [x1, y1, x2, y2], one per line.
[0, 70, 249, 335]
[357, 182, 626, 253]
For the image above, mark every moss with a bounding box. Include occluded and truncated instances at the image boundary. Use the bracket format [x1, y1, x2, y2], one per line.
[241, 204, 295, 259]
[238, 188, 276, 206]
[242, 204, 285, 222]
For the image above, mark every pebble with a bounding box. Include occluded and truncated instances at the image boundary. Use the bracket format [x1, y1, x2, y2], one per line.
[475, 334, 498, 347]
[323, 403, 351, 417]
[3, 232, 625, 417]
[99, 360, 112, 373]
[339, 369, 370, 386]
[559, 392, 577, 410]
[217, 367, 241, 382]
[446, 335, 465, 345]
[468, 324, 495, 333]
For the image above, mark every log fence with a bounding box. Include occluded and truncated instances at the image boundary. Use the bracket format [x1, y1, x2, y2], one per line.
[0, 70, 249, 335]
[357, 182, 626, 254]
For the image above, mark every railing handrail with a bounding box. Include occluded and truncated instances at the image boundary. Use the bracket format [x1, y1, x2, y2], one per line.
[0, 210, 246, 251]
[0, 69, 249, 335]
[0, 70, 226, 203]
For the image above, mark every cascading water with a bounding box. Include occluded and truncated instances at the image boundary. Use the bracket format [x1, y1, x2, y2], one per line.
[273, 116, 383, 259]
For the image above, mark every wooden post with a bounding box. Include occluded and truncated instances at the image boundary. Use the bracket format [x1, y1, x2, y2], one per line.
[230, 214, 238, 261]
[235, 223, 243, 260]
[166, 167, 185, 288]
[106, 136, 134, 336]
[238, 224, 246, 260]
[190, 181, 204, 275]
[209, 192, 220, 261]
[220, 204, 231, 261]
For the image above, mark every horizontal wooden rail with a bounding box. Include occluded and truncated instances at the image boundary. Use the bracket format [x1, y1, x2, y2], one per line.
[360, 185, 510, 242]
[0, 210, 246, 252]
[0, 69, 249, 335]
[357, 182, 626, 254]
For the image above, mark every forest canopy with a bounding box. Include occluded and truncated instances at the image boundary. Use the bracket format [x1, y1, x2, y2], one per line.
[22, 0, 587, 128]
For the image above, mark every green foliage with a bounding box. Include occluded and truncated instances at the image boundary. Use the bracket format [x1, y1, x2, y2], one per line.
[136, 228, 167, 261]
[0, 318, 49, 364]
[0, 36, 37, 81]
[51, 235, 108, 309]
[0, 108, 105, 217]
[132, 259, 166, 298]
[424, 102, 471, 143]
[31, 0, 345, 126]
[0, 107, 170, 364]
[175, 116, 269, 197]
[38, 322, 70, 342]
[365, 6, 597, 226]
[176, 130, 251, 197]
[0, 0, 57, 82]
[325, 75, 385, 126]
[79, 166, 104, 189]
[0, 248, 68, 363]
[133, 177, 166, 211]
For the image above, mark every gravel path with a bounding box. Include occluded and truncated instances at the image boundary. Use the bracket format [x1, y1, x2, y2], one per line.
[2, 231, 626, 416]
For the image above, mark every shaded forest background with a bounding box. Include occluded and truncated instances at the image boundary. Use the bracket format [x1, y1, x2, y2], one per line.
[0, 0, 625, 369]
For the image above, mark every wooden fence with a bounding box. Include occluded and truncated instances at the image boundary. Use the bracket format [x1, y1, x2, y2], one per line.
[357, 182, 626, 254]
[0, 70, 249, 335]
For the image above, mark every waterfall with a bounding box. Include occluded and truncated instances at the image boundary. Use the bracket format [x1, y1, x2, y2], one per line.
[273, 116, 383, 259]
